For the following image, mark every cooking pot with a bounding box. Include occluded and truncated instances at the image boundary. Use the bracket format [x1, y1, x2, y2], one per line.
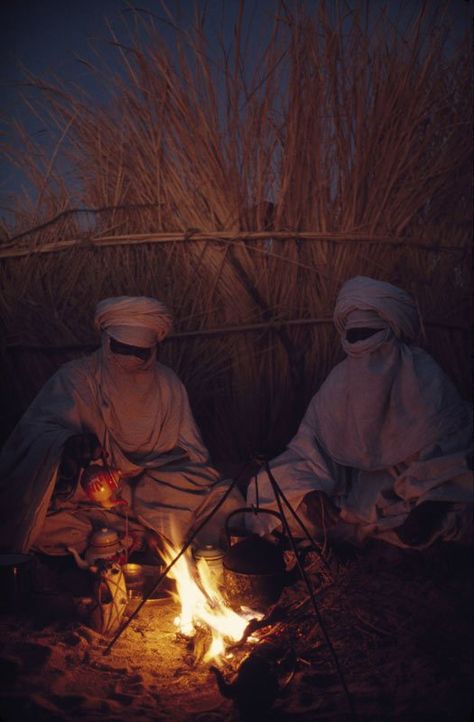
[0, 553, 34, 613]
[122, 563, 145, 599]
[193, 544, 225, 585]
[223, 508, 298, 611]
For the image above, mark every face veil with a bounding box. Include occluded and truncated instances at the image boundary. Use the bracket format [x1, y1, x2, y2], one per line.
[311, 277, 466, 470]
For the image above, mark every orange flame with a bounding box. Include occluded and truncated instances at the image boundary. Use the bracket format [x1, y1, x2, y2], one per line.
[162, 542, 262, 663]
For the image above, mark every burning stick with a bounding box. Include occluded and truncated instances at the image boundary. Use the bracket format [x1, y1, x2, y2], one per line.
[165, 543, 263, 662]
[226, 602, 289, 650]
[103, 463, 257, 657]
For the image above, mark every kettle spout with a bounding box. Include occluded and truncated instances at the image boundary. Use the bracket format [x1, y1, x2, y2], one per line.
[67, 546, 90, 570]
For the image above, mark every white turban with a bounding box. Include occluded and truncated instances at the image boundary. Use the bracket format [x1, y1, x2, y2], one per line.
[334, 276, 420, 341]
[94, 296, 173, 347]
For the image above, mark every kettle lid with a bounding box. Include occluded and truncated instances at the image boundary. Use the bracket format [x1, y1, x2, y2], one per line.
[90, 527, 120, 547]
[194, 544, 224, 562]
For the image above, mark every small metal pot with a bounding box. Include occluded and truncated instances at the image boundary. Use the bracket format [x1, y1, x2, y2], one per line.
[0, 553, 34, 613]
[223, 508, 297, 611]
[193, 544, 225, 585]
[122, 563, 145, 599]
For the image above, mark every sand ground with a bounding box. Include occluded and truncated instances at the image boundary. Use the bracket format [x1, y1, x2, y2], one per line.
[0, 540, 472, 722]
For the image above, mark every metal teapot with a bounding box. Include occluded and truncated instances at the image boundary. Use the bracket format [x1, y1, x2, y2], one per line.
[80, 464, 126, 509]
[223, 508, 299, 611]
[68, 527, 132, 571]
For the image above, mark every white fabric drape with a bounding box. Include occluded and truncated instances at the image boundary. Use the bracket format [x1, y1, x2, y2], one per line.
[0, 351, 234, 552]
[247, 277, 472, 546]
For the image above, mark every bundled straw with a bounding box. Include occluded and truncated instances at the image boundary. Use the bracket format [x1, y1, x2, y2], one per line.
[0, 1, 471, 462]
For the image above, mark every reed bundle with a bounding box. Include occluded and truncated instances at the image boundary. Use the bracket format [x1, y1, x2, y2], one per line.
[1, 1, 471, 463]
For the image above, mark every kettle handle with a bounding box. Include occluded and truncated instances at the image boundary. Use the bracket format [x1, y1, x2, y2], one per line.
[224, 507, 283, 547]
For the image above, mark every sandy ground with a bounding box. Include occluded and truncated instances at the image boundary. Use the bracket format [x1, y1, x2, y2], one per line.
[0, 540, 472, 722]
[0, 581, 231, 722]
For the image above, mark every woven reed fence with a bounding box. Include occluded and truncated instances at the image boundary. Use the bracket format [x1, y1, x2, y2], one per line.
[1, 2, 472, 464]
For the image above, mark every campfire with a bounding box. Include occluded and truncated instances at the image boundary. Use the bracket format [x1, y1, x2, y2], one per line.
[156, 539, 302, 720]
[96, 478, 350, 719]
[161, 541, 263, 664]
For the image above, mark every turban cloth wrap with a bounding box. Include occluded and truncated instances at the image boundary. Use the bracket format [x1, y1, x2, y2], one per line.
[310, 276, 467, 469]
[94, 296, 173, 347]
[334, 276, 420, 341]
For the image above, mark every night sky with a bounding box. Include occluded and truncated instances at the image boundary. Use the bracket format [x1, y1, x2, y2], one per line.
[0, 0, 283, 118]
[0, 0, 280, 204]
[0, 0, 472, 206]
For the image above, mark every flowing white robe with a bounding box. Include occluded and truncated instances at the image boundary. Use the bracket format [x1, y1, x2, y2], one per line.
[247, 277, 473, 547]
[0, 348, 240, 553]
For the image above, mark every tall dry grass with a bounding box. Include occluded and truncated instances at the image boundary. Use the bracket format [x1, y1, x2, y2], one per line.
[0, 1, 471, 463]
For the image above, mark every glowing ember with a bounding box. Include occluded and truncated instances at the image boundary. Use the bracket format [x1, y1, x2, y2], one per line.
[162, 542, 262, 663]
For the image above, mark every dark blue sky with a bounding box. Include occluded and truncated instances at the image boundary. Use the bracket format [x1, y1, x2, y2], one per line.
[1, 0, 471, 211]
[2, 0, 470, 118]
[0, 0, 275, 116]
[2, 0, 120, 115]
[0, 0, 279, 205]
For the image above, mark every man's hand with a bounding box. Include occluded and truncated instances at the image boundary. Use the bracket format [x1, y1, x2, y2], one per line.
[63, 433, 104, 468]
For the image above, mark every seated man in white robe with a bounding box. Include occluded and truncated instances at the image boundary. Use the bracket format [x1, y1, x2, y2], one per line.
[0, 296, 242, 557]
[247, 277, 473, 549]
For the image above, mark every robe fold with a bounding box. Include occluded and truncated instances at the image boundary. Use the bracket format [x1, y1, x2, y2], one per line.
[0, 350, 240, 553]
[247, 277, 473, 547]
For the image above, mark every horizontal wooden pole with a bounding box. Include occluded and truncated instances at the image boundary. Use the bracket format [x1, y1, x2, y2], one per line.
[3, 315, 469, 354]
[0, 229, 466, 259]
